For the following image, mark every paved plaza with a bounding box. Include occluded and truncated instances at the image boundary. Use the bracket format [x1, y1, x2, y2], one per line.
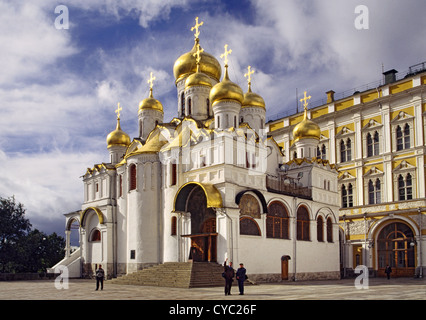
[0, 277, 425, 300]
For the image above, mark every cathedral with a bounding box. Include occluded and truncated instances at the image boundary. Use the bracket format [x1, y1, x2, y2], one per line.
[53, 18, 344, 282]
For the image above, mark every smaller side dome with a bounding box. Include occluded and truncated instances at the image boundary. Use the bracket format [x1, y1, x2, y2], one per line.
[292, 110, 321, 142]
[138, 88, 164, 113]
[209, 67, 244, 107]
[242, 86, 265, 109]
[185, 71, 212, 88]
[107, 118, 131, 148]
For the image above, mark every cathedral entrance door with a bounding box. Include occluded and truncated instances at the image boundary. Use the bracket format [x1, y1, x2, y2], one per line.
[178, 184, 219, 262]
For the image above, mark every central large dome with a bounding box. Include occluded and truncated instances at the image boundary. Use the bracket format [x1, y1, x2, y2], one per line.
[173, 39, 222, 84]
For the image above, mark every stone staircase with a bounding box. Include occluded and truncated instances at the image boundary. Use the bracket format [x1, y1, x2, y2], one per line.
[109, 261, 224, 288]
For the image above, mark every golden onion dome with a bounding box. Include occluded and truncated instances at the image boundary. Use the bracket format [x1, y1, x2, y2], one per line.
[242, 85, 265, 109]
[292, 109, 321, 142]
[173, 39, 221, 84]
[185, 69, 212, 88]
[107, 118, 131, 148]
[138, 88, 163, 113]
[209, 67, 244, 107]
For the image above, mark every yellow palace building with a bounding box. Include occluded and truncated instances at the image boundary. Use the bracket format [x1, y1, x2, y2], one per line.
[268, 63, 426, 277]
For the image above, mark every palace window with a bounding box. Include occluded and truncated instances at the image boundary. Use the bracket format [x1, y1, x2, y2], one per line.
[398, 173, 413, 201]
[341, 183, 354, 208]
[129, 164, 137, 191]
[368, 178, 381, 204]
[396, 124, 410, 151]
[340, 138, 352, 163]
[266, 201, 289, 239]
[317, 216, 324, 242]
[297, 206, 310, 241]
[317, 144, 327, 160]
[367, 131, 380, 157]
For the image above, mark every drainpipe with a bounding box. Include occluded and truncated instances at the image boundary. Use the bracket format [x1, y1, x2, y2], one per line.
[419, 208, 423, 278]
[292, 197, 297, 281]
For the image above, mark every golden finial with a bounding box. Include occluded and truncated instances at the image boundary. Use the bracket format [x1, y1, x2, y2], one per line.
[193, 42, 204, 70]
[147, 72, 156, 90]
[300, 91, 311, 111]
[115, 102, 122, 120]
[220, 44, 232, 66]
[191, 16, 204, 40]
[244, 65, 255, 90]
[147, 72, 156, 97]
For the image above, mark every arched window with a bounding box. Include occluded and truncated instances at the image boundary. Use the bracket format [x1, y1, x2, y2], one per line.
[129, 164, 137, 191]
[340, 139, 352, 162]
[171, 216, 177, 236]
[188, 98, 192, 115]
[206, 99, 210, 116]
[181, 92, 185, 116]
[368, 178, 381, 204]
[367, 131, 380, 157]
[266, 201, 289, 239]
[90, 229, 101, 242]
[317, 216, 324, 242]
[327, 217, 333, 243]
[342, 183, 354, 208]
[317, 144, 326, 160]
[240, 217, 261, 236]
[397, 124, 411, 151]
[398, 174, 413, 201]
[297, 206, 310, 241]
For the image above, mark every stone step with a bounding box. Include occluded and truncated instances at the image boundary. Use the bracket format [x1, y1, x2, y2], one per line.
[110, 261, 224, 288]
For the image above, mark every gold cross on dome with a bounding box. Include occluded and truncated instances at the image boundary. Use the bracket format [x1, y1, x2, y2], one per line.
[244, 66, 255, 85]
[193, 42, 204, 65]
[300, 91, 311, 109]
[191, 17, 204, 39]
[147, 72, 156, 89]
[115, 102, 122, 119]
[220, 44, 232, 66]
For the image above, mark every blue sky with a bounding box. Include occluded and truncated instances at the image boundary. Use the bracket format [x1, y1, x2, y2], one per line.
[0, 0, 425, 238]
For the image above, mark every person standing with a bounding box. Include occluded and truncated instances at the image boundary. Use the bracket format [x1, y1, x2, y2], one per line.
[223, 258, 234, 296]
[236, 263, 247, 295]
[385, 265, 392, 280]
[95, 264, 105, 290]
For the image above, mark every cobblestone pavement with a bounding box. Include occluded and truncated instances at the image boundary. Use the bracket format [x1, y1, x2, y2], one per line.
[0, 277, 425, 300]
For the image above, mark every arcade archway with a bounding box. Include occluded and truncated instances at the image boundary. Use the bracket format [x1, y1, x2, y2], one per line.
[377, 222, 416, 277]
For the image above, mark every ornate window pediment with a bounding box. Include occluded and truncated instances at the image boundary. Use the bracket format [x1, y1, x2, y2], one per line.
[363, 166, 383, 177]
[362, 119, 383, 131]
[338, 171, 356, 182]
[391, 111, 414, 124]
[393, 160, 416, 172]
[336, 126, 355, 137]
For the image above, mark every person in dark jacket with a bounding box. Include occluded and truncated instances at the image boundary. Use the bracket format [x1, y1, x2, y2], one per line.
[385, 265, 392, 280]
[223, 258, 234, 295]
[95, 264, 105, 290]
[236, 263, 247, 295]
